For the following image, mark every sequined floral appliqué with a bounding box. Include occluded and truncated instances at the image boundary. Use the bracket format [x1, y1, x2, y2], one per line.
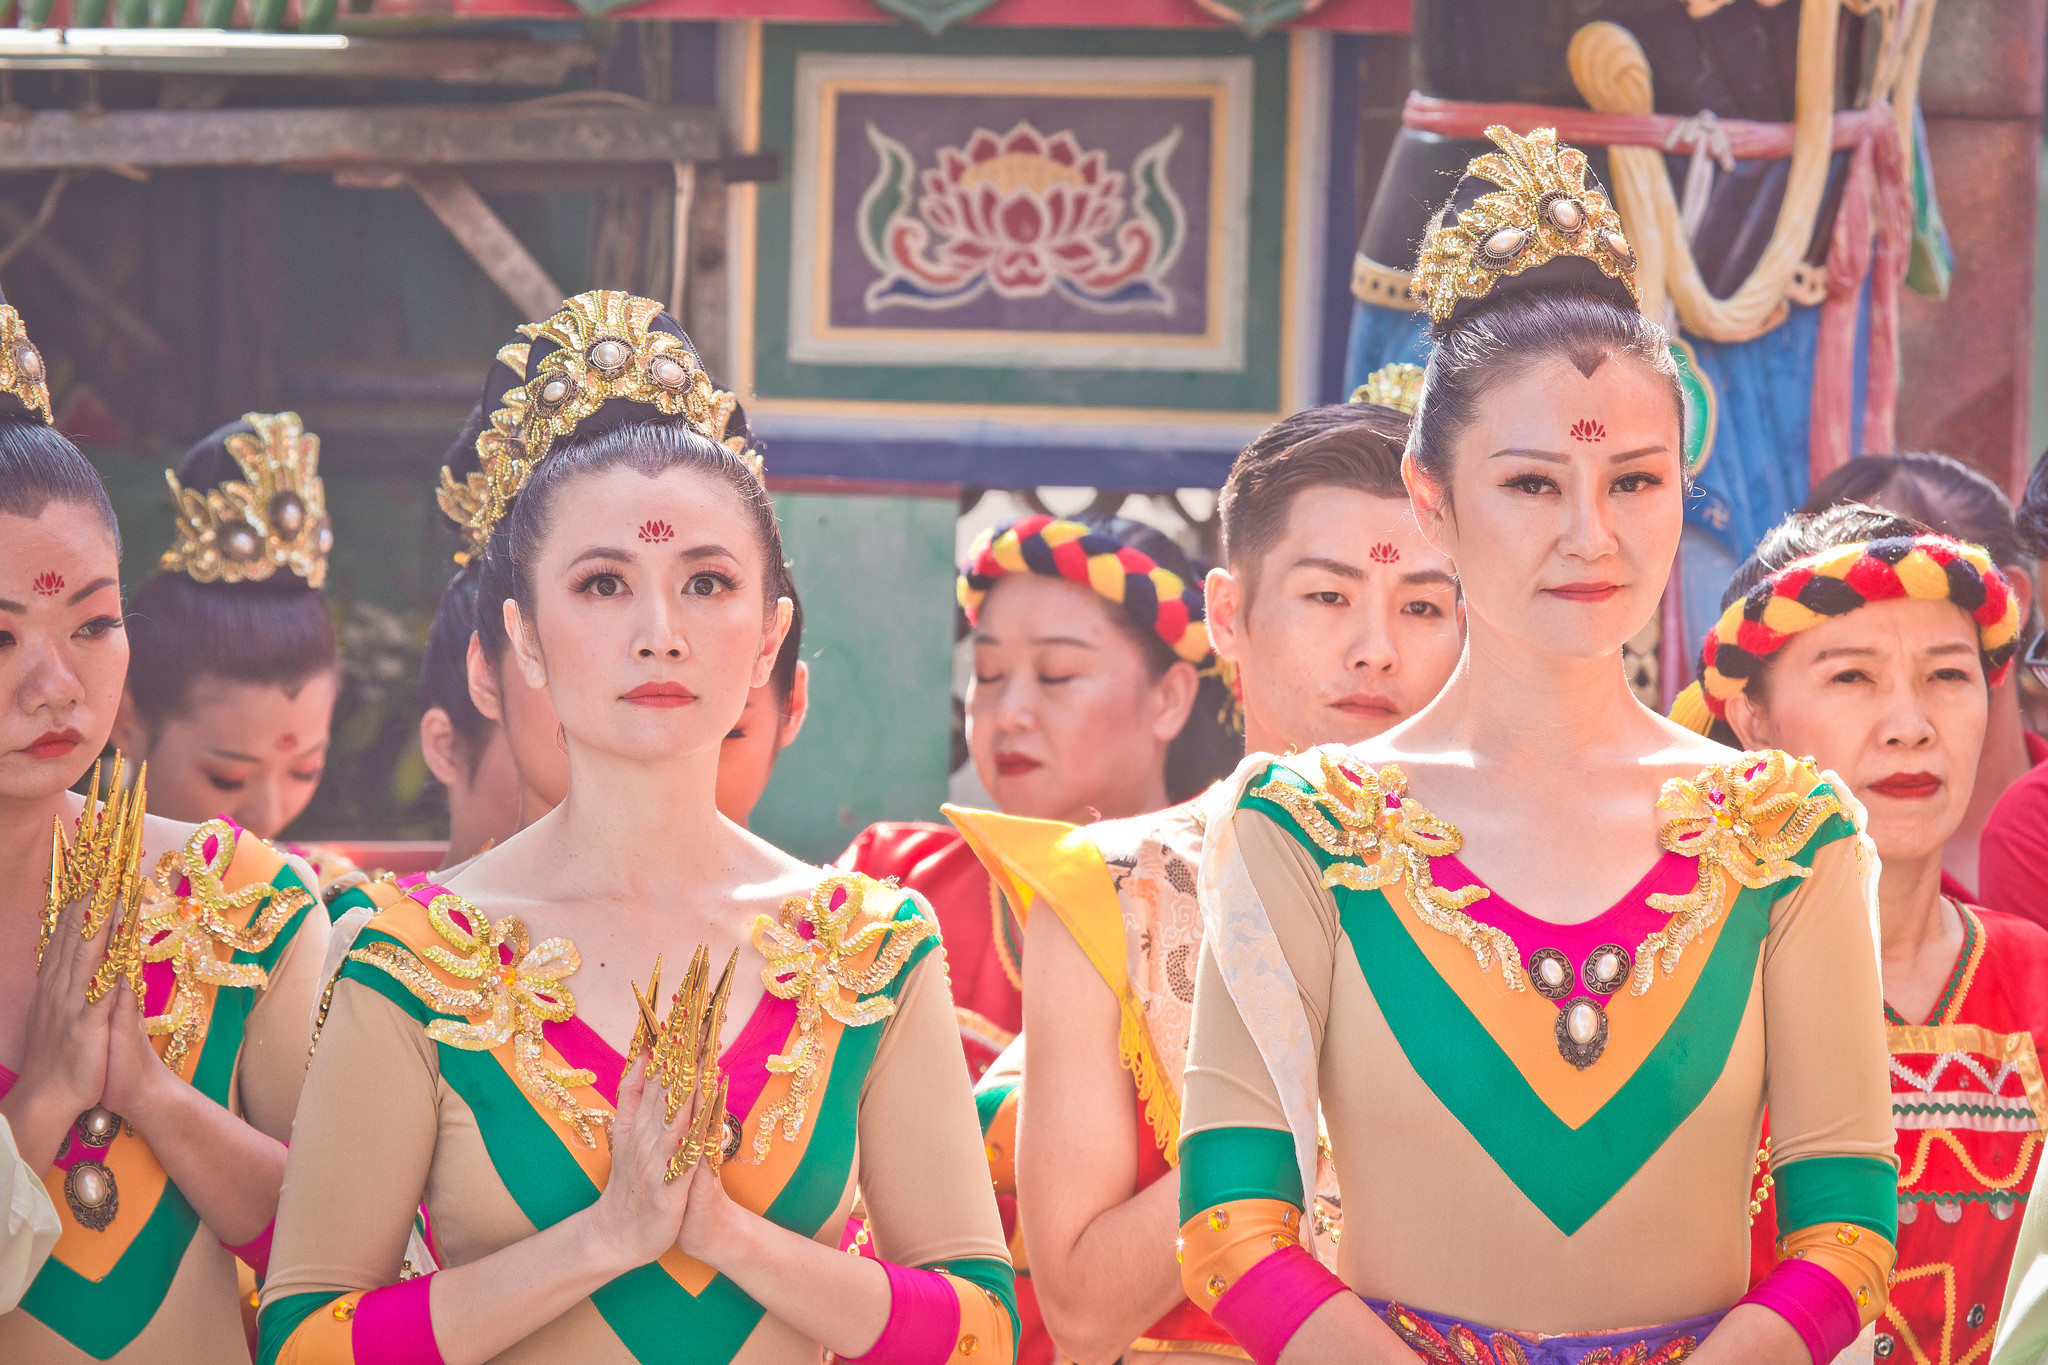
[141, 818, 314, 1069]
[1251, 756, 1516, 990]
[1640, 750, 1843, 993]
[748, 873, 933, 1163]
[348, 894, 608, 1147]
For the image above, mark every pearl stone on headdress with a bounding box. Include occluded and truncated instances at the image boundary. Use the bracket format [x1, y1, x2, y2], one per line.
[221, 523, 263, 562]
[16, 344, 41, 380]
[1545, 196, 1583, 233]
[1599, 229, 1636, 270]
[587, 338, 630, 373]
[539, 376, 572, 407]
[649, 354, 689, 389]
[269, 491, 306, 538]
[1479, 225, 1528, 265]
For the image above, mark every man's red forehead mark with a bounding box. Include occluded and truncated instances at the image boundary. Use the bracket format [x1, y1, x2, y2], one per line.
[1569, 419, 1606, 443]
[639, 520, 673, 543]
[274, 733, 298, 752]
[31, 572, 62, 596]
[1369, 543, 1400, 564]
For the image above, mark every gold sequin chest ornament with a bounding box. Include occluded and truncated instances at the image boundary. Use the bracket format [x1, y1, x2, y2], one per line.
[40, 764, 311, 1230]
[442, 291, 764, 553]
[160, 412, 333, 589]
[1254, 750, 1839, 1070]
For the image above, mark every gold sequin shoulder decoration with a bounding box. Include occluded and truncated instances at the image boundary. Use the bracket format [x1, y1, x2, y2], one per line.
[161, 412, 333, 589]
[1249, 755, 1515, 991]
[437, 338, 531, 563]
[347, 893, 608, 1147]
[1638, 750, 1845, 993]
[1411, 125, 1638, 325]
[0, 305, 51, 423]
[747, 873, 935, 1163]
[142, 819, 315, 1069]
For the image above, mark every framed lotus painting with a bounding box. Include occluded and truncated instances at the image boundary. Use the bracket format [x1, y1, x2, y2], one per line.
[728, 23, 1348, 487]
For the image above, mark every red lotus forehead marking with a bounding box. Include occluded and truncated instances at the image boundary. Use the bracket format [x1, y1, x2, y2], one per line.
[638, 520, 673, 543]
[1569, 419, 1606, 443]
[31, 571, 61, 596]
[274, 733, 298, 752]
[1369, 542, 1400, 564]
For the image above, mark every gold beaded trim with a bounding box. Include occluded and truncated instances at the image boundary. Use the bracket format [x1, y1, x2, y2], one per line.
[347, 893, 608, 1147]
[1640, 750, 1845, 993]
[437, 339, 531, 564]
[1250, 756, 1513, 990]
[0, 305, 51, 423]
[747, 873, 933, 1163]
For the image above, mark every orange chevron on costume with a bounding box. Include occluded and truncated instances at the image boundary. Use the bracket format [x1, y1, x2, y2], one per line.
[1675, 534, 2021, 730]
[958, 514, 1212, 666]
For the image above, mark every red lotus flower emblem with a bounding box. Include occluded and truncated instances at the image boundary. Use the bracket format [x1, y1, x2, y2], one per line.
[31, 571, 61, 596]
[860, 121, 1185, 313]
[1570, 419, 1606, 443]
[1369, 542, 1401, 564]
[638, 520, 673, 544]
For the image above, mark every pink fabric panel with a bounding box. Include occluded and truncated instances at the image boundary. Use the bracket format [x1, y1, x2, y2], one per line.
[1737, 1257, 1862, 1365]
[224, 1220, 275, 1278]
[1210, 1245, 1347, 1365]
[838, 1261, 961, 1365]
[352, 1274, 446, 1365]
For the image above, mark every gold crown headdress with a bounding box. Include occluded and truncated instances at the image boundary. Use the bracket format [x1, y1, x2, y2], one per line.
[0, 304, 51, 424]
[1411, 125, 1638, 326]
[457, 291, 762, 550]
[161, 412, 331, 590]
[437, 339, 532, 564]
[1350, 362, 1424, 414]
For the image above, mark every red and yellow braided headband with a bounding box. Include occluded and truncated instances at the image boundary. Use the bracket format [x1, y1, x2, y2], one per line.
[1670, 533, 2021, 735]
[958, 515, 1213, 666]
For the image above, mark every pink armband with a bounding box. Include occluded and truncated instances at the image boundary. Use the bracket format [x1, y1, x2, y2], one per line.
[1210, 1244, 1348, 1365]
[224, 1220, 275, 1278]
[1737, 1258, 1861, 1365]
[838, 1261, 959, 1364]
[352, 1274, 445, 1365]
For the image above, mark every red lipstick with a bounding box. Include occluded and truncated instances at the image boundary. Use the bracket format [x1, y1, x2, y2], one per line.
[622, 682, 696, 709]
[994, 753, 1043, 778]
[1868, 771, 1943, 801]
[20, 727, 83, 760]
[1544, 582, 1621, 603]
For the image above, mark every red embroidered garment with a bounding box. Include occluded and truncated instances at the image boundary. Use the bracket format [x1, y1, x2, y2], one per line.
[1752, 903, 2048, 1365]
[837, 822, 1021, 1078]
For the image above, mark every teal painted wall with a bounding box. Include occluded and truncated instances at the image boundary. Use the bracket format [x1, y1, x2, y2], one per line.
[750, 491, 959, 864]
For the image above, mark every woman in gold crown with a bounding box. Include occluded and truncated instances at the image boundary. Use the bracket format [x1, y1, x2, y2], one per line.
[0, 287, 334, 1363]
[1173, 127, 1896, 1365]
[110, 414, 348, 877]
[257, 291, 1014, 1365]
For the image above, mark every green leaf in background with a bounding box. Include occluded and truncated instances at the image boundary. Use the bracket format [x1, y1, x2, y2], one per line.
[18, 0, 58, 31]
[69, 0, 109, 22]
[250, 0, 288, 30]
[299, 0, 335, 32]
[197, 0, 235, 26]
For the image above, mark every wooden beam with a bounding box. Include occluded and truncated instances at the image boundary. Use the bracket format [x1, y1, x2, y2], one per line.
[0, 199, 172, 358]
[0, 103, 720, 172]
[408, 168, 564, 323]
[0, 37, 597, 85]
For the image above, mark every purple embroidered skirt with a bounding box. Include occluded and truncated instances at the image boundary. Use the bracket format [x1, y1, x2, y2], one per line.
[1368, 1299, 1726, 1365]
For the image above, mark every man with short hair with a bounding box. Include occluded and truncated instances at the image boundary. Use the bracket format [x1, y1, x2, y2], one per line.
[950, 389, 1463, 1365]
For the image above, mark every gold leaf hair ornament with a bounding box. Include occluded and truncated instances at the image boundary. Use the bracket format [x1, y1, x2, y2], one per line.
[1250, 755, 1515, 989]
[1411, 125, 1639, 329]
[160, 412, 333, 590]
[460, 291, 763, 549]
[347, 893, 610, 1147]
[0, 299, 52, 424]
[1638, 750, 1845, 992]
[437, 338, 533, 565]
[1350, 361, 1424, 414]
[748, 874, 933, 1163]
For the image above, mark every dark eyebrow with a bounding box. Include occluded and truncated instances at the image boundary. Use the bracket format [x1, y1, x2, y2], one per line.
[0, 597, 19, 613]
[676, 543, 739, 563]
[1488, 445, 1669, 464]
[568, 546, 636, 570]
[1285, 556, 1366, 581]
[207, 738, 332, 763]
[1400, 568, 1458, 589]
[971, 630, 1098, 650]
